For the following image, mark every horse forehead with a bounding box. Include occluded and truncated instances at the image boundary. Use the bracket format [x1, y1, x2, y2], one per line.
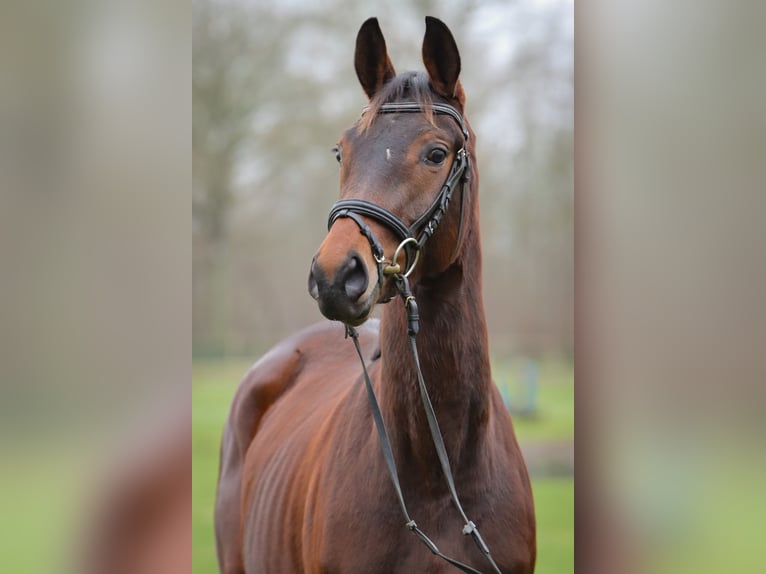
[347, 115, 437, 149]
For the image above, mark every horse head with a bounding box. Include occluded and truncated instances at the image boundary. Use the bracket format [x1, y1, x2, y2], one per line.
[308, 17, 475, 326]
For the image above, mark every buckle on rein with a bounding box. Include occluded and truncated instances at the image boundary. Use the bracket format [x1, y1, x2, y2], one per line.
[382, 237, 421, 337]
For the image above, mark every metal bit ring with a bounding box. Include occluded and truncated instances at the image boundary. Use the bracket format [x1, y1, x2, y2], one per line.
[392, 237, 420, 278]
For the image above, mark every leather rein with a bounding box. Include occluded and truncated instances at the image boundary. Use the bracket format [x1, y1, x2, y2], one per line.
[328, 102, 504, 574]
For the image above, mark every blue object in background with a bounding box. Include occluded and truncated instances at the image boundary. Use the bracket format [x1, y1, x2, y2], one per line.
[522, 358, 539, 415]
[500, 357, 539, 417]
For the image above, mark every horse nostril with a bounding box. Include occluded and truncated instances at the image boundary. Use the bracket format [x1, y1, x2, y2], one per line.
[340, 254, 368, 300]
[308, 258, 320, 300]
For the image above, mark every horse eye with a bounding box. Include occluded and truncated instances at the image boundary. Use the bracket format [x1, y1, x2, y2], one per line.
[332, 146, 342, 164]
[425, 148, 447, 165]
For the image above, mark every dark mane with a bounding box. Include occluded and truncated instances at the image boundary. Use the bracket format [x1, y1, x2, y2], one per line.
[358, 71, 434, 132]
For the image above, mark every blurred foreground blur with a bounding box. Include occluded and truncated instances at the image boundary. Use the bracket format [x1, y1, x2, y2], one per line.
[578, 1, 766, 572]
[0, 0, 188, 571]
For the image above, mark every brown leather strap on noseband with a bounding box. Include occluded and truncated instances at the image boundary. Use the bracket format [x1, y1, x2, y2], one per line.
[330, 209, 389, 288]
[327, 102, 469, 280]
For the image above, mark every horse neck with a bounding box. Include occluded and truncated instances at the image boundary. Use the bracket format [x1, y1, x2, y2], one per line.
[377, 221, 492, 477]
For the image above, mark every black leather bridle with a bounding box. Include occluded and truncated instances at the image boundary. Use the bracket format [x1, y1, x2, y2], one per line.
[327, 101, 470, 284]
[330, 102, 504, 574]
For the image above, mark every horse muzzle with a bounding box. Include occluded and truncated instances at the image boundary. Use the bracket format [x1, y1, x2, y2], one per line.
[308, 251, 376, 326]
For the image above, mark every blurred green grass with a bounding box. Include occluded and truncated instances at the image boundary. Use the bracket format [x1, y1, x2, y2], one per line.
[0, 454, 81, 574]
[193, 360, 253, 574]
[493, 358, 574, 442]
[193, 356, 573, 573]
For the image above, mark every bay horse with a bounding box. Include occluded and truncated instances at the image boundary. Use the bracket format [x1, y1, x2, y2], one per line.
[215, 17, 536, 574]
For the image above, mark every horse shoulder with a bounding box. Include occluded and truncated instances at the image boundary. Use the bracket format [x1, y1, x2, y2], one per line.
[214, 320, 379, 574]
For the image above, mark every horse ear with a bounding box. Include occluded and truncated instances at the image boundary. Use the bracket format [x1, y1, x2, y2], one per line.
[422, 16, 462, 101]
[354, 18, 396, 99]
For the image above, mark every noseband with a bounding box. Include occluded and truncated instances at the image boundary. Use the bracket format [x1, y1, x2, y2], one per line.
[327, 102, 469, 284]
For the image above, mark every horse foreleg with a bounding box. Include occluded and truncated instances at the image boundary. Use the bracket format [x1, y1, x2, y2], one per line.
[215, 343, 305, 573]
[215, 418, 247, 574]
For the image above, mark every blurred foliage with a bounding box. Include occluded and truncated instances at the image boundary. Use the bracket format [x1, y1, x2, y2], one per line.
[193, 0, 573, 358]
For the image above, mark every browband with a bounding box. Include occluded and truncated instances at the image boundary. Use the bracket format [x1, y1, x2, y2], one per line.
[369, 102, 470, 140]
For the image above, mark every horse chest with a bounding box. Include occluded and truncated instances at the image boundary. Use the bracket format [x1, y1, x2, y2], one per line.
[312, 493, 478, 574]
[304, 457, 493, 573]
[239, 380, 534, 574]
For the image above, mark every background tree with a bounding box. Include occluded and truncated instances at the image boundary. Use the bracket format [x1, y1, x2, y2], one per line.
[193, 0, 573, 359]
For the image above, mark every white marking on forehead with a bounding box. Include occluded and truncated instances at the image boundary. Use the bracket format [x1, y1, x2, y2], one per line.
[386, 148, 391, 161]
